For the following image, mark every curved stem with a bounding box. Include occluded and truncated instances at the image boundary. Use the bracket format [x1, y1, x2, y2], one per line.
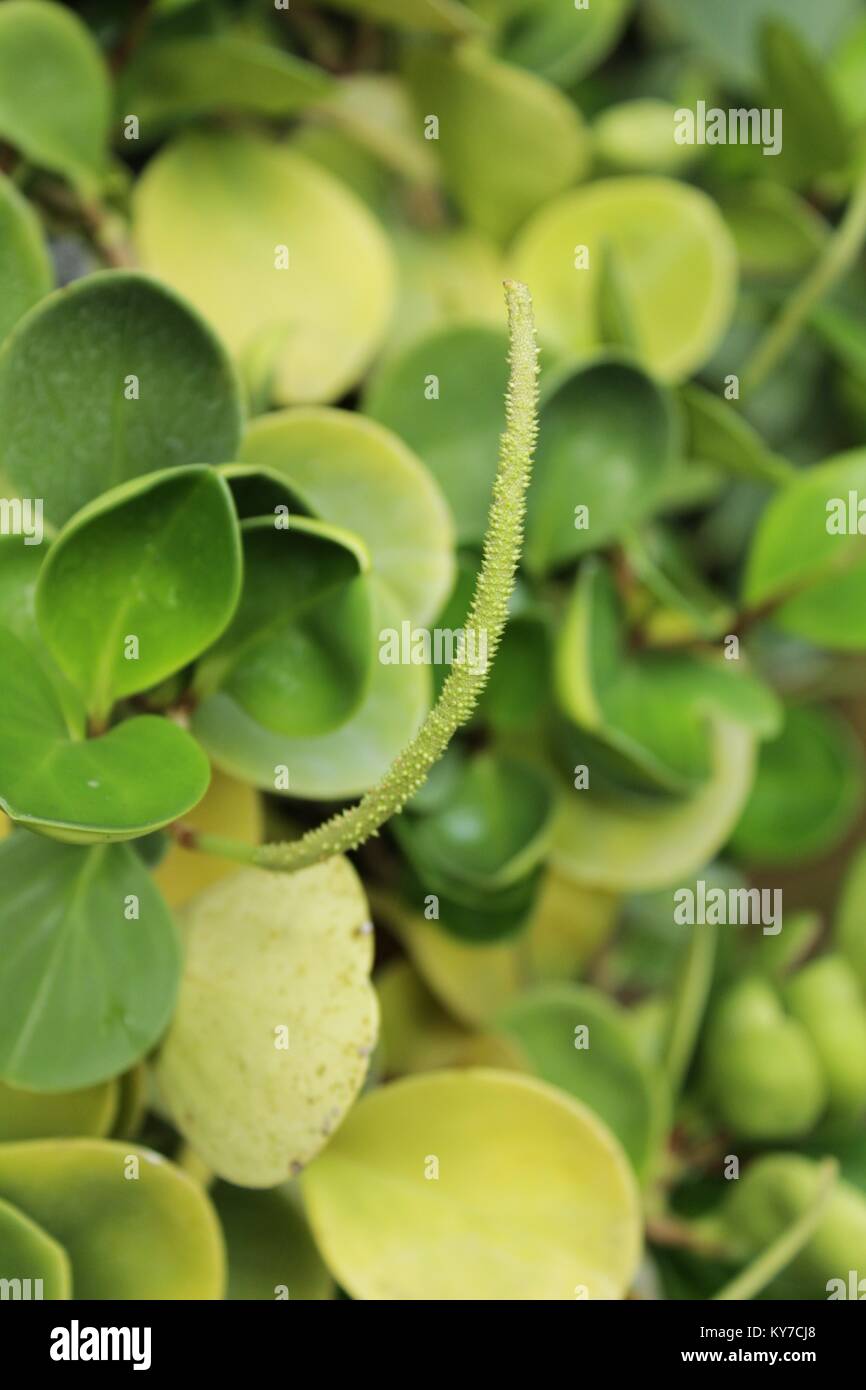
[194, 281, 540, 875]
[741, 165, 866, 395]
[663, 922, 717, 1099]
[713, 1158, 838, 1301]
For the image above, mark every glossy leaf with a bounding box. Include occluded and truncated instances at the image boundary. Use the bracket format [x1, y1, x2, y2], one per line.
[213, 1181, 333, 1301]
[119, 34, 332, 136]
[37, 467, 241, 719]
[134, 131, 395, 405]
[0, 835, 180, 1089]
[302, 1069, 642, 1300]
[556, 560, 780, 793]
[513, 176, 737, 383]
[195, 516, 373, 738]
[0, 1140, 224, 1298]
[743, 449, 866, 647]
[406, 44, 587, 242]
[0, 0, 110, 191]
[0, 1078, 117, 1143]
[396, 753, 556, 890]
[552, 719, 758, 892]
[194, 577, 431, 801]
[240, 407, 454, 626]
[495, 986, 666, 1179]
[365, 323, 509, 543]
[0, 628, 210, 841]
[0, 1195, 71, 1299]
[729, 704, 863, 864]
[0, 171, 51, 344]
[0, 272, 243, 527]
[525, 358, 679, 572]
[156, 860, 378, 1187]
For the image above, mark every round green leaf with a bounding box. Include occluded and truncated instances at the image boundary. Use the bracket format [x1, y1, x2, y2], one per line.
[0, 1140, 224, 1298]
[213, 1182, 333, 1301]
[0, 0, 110, 191]
[0, 627, 210, 841]
[525, 358, 679, 572]
[194, 515, 373, 738]
[0, 1194, 71, 1299]
[0, 1078, 117, 1142]
[556, 560, 780, 793]
[365, 323, 509, 543]
[396, 753, 556, 890]
[744, 451, 866, 647]
[193, 578, 431, 801]
[552, 719, 759, 892]
[512, 176, 737, 383]
[0, 835, 181, 1089]
[118, 34, 332, 137]
[133, 131, 395, 405]
[494, 986, 666, 1180]
[729, 704, 864, 864]
[156, 859, 378, 1187]
[406, 43, 588, 243]
[302, 1069, 642, 1300]
[0, 272, 243, 527]
[240, 408, 455, 626]
[0, 171, 51, 344]
[37, 467, 241, 719]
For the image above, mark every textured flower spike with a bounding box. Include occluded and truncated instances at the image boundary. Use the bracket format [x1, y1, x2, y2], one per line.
[199, 281, 540, 874]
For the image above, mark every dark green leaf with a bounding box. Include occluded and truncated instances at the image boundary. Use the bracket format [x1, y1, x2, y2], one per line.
[0, 835, 181, 1088]
[526, 359, 679, 573]
[195, 516, 373, 738]
[729, 704, 863, 864]
[37, 466, 242, 719]
[365, 324, 509, 543]
[0, 627, 210, 841]
[0, 272, 243, 527]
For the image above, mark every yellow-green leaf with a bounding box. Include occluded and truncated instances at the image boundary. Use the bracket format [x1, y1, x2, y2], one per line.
[303, 1069, 642, 1299]
[156, 860, 378, 1187]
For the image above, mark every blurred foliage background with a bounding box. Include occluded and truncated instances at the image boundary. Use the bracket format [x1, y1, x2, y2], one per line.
[1, 0, 866, 1301]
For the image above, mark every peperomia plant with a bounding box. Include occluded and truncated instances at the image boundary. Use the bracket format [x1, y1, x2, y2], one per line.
[1, 0, 866, 1307]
